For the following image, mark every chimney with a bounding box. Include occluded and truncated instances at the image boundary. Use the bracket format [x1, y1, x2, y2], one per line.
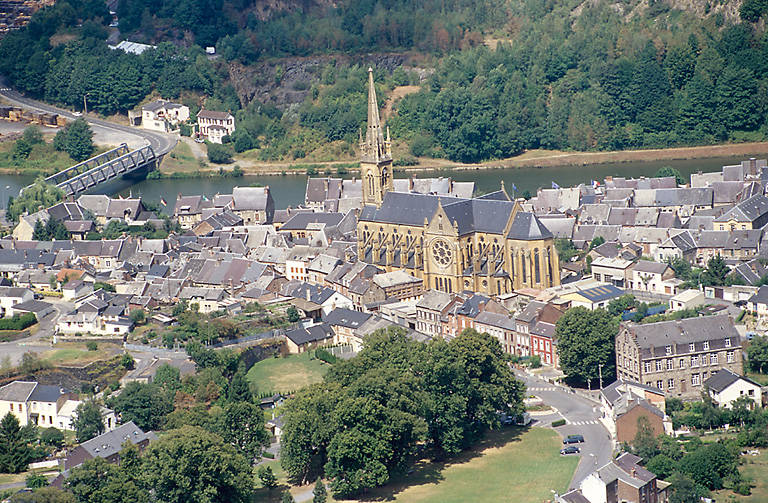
[631, 468, 637, 478]
[478, 301, 485, 313]
[750, 157, 757, 175]
[305, 288, 311, 302]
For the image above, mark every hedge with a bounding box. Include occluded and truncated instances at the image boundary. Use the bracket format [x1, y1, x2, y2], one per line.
[262, 451, 275, 459]
[316, 348, 337, 364]
[0, 313, 37, 331]
[551, 419, 566, 427]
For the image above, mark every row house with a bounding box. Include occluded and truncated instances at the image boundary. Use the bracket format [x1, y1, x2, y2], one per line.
[415, 290, 457, 338]
[694, 229, 762, 265]
[473, 311, 516, 354]
[615, 314, 743, 399]
[628, 261, 676, 295]
[441, 294, 507, 339]
[514, 300, 564, 364]
[713, 194, 768, 231]
[577, 453, 670, 503]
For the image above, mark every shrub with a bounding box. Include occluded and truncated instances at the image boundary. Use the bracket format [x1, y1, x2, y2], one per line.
[0, 313, 37, 331]
[86, 341, 98, 351]
[529, 355, 542, 368]
[262, 451, 275, 459]
[25, 473, 47, 489]
[316, 348, 337, 364]
[552, 419, 566, 427]
[40, 428, 65, 449]
[207, 143, 233, 164]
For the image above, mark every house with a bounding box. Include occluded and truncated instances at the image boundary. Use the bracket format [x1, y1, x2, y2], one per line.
[669, 289, 707, 312]
[472, 311, 516, 355]
[139, 99, 190, 132]
[230, 186, 275, 225]
[371, 270, 423, 303]
[559, 284, 625, 310]
[580, 453, 670, 503]
[615, 314, 744, 399]
[415, 290, 456, 338]
[747, 285, 768, 318]
[283, 323, 334, 354]
[600, 380, 670, 443]
[259, 394, 285, 410]
[197, 109, 235, 143]
[61, 280, 93, 301]
[178, 287, 228, 314]
[713, 194, 768, 231]
[12, 300, 55, 320]
[590, 257, 634, 288]
[704, 369, 763, 409]
[174, 195, 213, 229]
[0, 286, 34, 317]
[324, 307, 372, 348]
[514, 300, 565, 362]
[628, 261, 675, 294]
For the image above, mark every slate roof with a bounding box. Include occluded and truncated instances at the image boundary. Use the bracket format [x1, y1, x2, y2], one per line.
[29, 384, 67, 403]
[197, 109, 233, 120]
[704, 368, 759, 393]
[631, 261, 669, 275]
[0, 381, 37, 402]
[714, 194, 768, 223]
[748, 285, 768, 305]
[474, 311, 516, 331]
[232, 186, 271, 212]
[80, 421, 157, 459]
[507, 212, 553, 240]
[281, 212, 343, 231]
[324, 308, 371, 329]
[626, 314, 738, 348]
[284, 324, 333, 346]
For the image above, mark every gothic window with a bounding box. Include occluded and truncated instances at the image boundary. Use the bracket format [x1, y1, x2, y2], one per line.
[534, 248, 540, 284]
[432, 239, 453, 267]
[521, 252, 527, 283]
[547, 247, 553, 287]
[447, 279, 452, 291]
[367, 173, 374, 196]
[382, 167, 389, 187]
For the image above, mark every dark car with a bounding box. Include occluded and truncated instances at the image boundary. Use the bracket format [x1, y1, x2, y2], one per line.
[563, 434, 584, 444]
[560, 446, 581, 455]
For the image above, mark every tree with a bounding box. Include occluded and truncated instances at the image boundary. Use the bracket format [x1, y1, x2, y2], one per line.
[608, 294, 636, 316]
[646, 454, 676, 480]
[13, 138, 33, 161]
[26, 473, 48, 488]
[22, 126, 44, 145]
[312, 477, 327, 503]
[258, 465, 278, 489]
[669, 472, 708, 503]
[66, 457, 147, 503]
[142, 426, 254, 503]
[632, 416, 659, 461]
[589, 236, 605, 250]
[154, 363, 181, 392]
[654, 166, 685, 185]
[555, 307, 618, 387]
[108, 382, 173, 431]
[701, 255, 728, 287]
[6, 178, 64, 222]
[59, 118, 94, 162]
[207, 142, 233, 164]
[748, 335, 768, 373]
[286, 306, 301, 322]
[281, 491, 295, 503]
[120, 353, 135, 370]
[227, 366, 253, 402]
[40, 428, 65, 449]
[218, 401, 270, 462]
[129, 309, 146, 325]
[0, 412, 33, 473]
[73, 401, 105, 443]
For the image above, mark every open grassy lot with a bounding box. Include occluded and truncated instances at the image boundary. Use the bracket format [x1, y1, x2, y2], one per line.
[159, 141, 201, 173]
[714, 448, 768, 501]
[42, 343, 120, 366]
[246, 351, 329, 394]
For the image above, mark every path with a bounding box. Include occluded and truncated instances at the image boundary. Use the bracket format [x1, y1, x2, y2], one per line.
[516, 370, 614, 488]
[0, 299, 73, 366]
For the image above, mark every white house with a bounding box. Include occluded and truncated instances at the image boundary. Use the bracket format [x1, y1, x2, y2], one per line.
[704, 369, 763, 409]
[628, 261, 675, 295]
[139, 100, 190, 132]
[197, 110, 235, 144]
[0, 286, 34, 317]
[669, 289, 707, 312]
[178, 287, 229, 314]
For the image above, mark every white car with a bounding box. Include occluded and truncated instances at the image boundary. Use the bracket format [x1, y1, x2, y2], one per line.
[72, 111, 82, 117]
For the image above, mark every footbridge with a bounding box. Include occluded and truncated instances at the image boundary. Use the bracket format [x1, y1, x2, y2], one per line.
[37, 143, 160, 197]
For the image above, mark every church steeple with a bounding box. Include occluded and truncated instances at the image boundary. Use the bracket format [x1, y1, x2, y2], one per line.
[361, 67, 393, 207]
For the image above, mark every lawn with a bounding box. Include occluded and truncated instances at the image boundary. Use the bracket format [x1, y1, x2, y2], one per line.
[159, 141, 202, 173]
[340, 427, 577, 503]
[42, 343, 118, 366]
[246, 351, 329, 394]
[715, 448, 768, 501]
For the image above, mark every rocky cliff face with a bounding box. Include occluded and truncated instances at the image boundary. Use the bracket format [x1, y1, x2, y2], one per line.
[228, 53, 415, 109]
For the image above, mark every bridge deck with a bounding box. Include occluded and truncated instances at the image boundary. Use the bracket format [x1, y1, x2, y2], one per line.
[44, 144, 130, 186]
[57, 144, 158, 197]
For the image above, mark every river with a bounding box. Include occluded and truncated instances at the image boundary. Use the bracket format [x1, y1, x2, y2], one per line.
[0, 156, 743, 212]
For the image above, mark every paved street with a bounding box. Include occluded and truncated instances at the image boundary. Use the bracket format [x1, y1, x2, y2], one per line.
[0, 299, 73, 366]
[516, 371, 614, 489]
[0, 77, 177, 156]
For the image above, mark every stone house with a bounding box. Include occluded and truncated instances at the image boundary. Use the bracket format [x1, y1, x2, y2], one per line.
[197, 109, 235, 143]
[628, 261, 675, 294]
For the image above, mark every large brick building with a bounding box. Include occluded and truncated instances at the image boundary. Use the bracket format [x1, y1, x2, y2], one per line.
[615, 314, 743, 399]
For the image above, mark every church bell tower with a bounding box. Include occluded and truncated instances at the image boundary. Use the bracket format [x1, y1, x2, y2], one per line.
[360, 67, 393, 207]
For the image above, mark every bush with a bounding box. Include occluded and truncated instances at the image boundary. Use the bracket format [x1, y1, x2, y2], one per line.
[552, 419, 566, 427]
[207, 143, 234, 164]
[179, 123, 192, 137]
[40, 428, 65, 449]
[316, 348, 337, 364]
[529, 355, 542, 368]
[86, 341, 98, 351]
[25, 473, 47, 489]
[262, 451, 275, 459]
[0, 313, 37, 331]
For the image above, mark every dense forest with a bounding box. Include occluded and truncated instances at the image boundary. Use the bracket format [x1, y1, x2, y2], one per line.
[1, 0, 768, 163]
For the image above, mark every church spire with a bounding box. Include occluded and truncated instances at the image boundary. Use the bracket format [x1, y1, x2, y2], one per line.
[363, 67, 390, 163]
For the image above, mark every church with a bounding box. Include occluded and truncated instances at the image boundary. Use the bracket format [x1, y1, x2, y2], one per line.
[356, 69, 561, 295]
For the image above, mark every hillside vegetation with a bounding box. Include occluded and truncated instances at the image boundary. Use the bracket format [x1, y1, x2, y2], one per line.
[1, 0, 767, 164]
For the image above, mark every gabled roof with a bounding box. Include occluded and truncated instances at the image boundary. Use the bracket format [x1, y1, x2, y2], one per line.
[507, 212, 553, 240]
[324, 308, 371, 329]
[714, 194, 768, 223]
[704, 368, 760, 393]
[0, 381, 37, 402]
[80, 421, 156, 459]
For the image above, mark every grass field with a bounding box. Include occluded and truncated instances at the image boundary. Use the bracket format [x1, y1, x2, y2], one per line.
[159, 141, 202, 173]
[338, 427, 576, 503]
[715, 448, 768, 501]
[42, 343, 119, 366]
[246, 351, 329, 394]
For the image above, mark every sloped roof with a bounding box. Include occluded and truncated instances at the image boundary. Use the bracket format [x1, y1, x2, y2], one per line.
[704, 368, 759, 393]
[714, 194, 768, 223]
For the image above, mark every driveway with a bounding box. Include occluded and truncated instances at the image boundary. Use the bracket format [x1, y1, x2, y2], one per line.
[516, 370, 614, 488]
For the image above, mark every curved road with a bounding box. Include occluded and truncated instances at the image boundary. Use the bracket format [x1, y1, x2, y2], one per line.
[516, 370, 614, 489]
[0, 77, 177, 156]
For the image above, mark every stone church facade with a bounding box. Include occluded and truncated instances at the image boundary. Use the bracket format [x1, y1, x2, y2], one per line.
[356, 69, 561, 295]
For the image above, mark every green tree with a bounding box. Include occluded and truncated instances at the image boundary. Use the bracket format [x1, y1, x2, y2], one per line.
[646, 454, 676, 479]
[748, 335, 768, 373]
[66, 457, 148, 503]
[207, 142, 233, 163]
[701, 255, 728, 287]
[312, 477, 327, 503]
[281, 491, 295, 503]
[555, 307, 618, 388]
[120, 353, 135, 370]
[227, 366, 253, 402]
[632, 416, 659, 461]
[8, 487, 76, 503]
[7, 178, 64, 222]
[258, 465, 278, 489]
[129, 309, 146, 325]
[654, 166, 685, 185]
[22, 126, 44, 145]
[61, 118, 94, 162]
[142, 426, 254, 503]
[286, 306, 301, 322]
[218, 401, 270, 462]
[40, 428, 65, 449]
[73, 401, 105, 443]
[12, 138, 33, 161]
[108, 382, 173, 431]
[26, 473, 48, 488]
[669, 473, 708, 503]
[0, 412, 33, 473]
[589, 236, 605, 250]
[608, 294, 636, 316]
[153, 364, 181, 392]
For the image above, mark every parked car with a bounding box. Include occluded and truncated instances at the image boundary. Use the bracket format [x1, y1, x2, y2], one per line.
[560, 446, 580, 455]
[563, 434, 584, 444]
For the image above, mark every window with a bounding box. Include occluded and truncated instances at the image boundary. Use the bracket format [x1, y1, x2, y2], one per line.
[679, 358, 685, 369]
[666, 345, 672, 355]
[667, 359, 674, 370]
[691, 355, 699, 367]
[689, 343, 695, 352]
[668, 379, 675, 389]
[656, 360, 663, 372]
[727, 351, 735, 363]
[725, 338, 731, 348]
[702, 371, 708, 380]
[692, 374, 701, 386]
[644, 362, 652, 373]
[710, 354, 718, 365]
[657, 380, 663, 390]
[703, 341, 710, 350]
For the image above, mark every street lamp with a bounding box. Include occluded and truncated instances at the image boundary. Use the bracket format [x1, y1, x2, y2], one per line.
[598, 363, 604, 390]
[83, 93, 90, 115]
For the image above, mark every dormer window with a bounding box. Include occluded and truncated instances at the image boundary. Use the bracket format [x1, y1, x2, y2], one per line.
[689, 343, 695, 352]
[725, 338, 731, 348]
[703, 341, 709, 350]
[665, 345, 672, 355]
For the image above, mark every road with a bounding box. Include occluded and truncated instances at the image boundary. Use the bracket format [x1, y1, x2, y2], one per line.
[0, 299, 73, 366]
[516, 370, 614, 489]
[0, 77, 177, 157]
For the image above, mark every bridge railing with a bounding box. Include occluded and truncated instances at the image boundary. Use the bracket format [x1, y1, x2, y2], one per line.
[44, 143, 130, 185]
[57, 144, 157, 197]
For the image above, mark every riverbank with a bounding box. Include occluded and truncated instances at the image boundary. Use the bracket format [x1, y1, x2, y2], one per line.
[162, 140, 768, 177]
